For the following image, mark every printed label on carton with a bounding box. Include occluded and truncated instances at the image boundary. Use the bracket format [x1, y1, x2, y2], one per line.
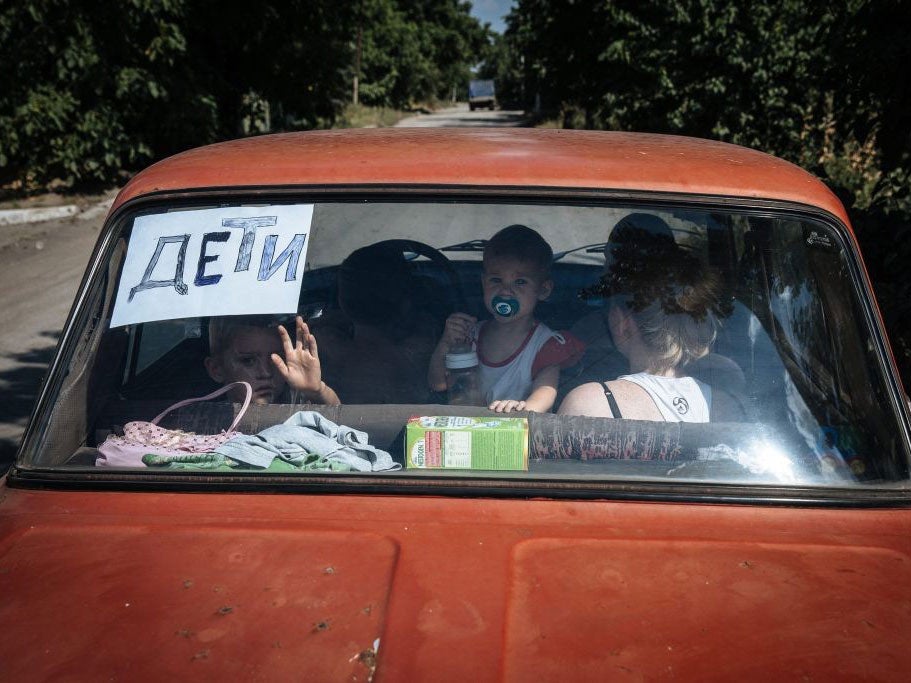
[405, 416, 528, 471]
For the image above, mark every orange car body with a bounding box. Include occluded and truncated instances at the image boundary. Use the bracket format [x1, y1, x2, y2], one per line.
[2, 129, 909, 681]
[112, 128, 849, 223]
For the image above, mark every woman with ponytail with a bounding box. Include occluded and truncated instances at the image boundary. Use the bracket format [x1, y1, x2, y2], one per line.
[558, 218, 731, 422]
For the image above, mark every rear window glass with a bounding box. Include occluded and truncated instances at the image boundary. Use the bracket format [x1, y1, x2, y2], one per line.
[20, 199, 911, 488]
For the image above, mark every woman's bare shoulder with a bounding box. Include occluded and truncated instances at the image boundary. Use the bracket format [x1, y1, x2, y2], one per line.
[557, 381, 610, 417]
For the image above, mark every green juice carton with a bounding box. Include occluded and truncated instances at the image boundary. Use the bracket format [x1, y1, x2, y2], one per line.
[405, 416, 529, 470]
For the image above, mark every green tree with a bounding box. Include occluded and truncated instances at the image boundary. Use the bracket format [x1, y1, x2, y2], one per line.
[500, 0, 911, 385]
[0, 0, 488, 189]
[0, 0, 194, 188]
[355, 0, 488, 107]
[476, 30, 524, 107]
[355, 0, 427, 107]
[181, 0, 355, 136]
[404, 0, 488, 101]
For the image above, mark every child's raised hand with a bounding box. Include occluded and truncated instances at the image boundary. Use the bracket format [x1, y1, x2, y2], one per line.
[271, 316, 323, 395]
[489, 399, 527, 413]
[442, 312, 477, 348]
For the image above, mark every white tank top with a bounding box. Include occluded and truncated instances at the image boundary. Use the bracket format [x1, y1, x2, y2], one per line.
[472, 322, 561, 403]
[616, 372, 712, 423]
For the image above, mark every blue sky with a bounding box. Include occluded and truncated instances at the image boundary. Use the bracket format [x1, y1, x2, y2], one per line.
[469, 0, 513, 33]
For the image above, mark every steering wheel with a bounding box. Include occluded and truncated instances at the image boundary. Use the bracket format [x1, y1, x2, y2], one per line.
[371, 238, 467, 315]
[309, 238, 467, 338]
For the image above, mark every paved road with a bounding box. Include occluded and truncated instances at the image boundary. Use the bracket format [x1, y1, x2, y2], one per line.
[0, 214, 103, 466]
[395, 103, 529, 127]
[0, 105, 532, 469]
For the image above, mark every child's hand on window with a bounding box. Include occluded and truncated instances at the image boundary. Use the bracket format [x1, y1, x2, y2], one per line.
[489, 399, 527, 413]
[272, 316, 324, 396]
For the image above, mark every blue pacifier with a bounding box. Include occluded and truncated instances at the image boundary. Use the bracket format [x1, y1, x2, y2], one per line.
[492, 296, 520, 317]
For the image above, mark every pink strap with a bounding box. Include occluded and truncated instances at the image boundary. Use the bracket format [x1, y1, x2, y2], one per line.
[150, 381, 253, 432]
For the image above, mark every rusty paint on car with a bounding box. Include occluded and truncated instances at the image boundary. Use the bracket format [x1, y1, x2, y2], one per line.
[111, 129, 850, 225]
[2, 486, 911, 680]
[3, 128, 909, 681]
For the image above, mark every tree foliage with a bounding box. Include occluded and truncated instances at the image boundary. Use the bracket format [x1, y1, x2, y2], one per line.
[482, 0, 911, 384]
[355, 0, 488, 107]
[476, 32, 524, 107]
[0, 0, 189, 187]
[492, 0, 909, 209]
[0, 0, 487, 189]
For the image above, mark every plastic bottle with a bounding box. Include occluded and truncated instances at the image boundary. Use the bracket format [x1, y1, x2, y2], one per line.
[445, 349, 482, 406]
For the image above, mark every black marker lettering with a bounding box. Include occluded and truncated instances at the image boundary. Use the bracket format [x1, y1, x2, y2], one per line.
[258, 233, 307, 282]
[194, 231, 230, 287]
[128, 234, 190, 301]
[221, 216, 278, 272]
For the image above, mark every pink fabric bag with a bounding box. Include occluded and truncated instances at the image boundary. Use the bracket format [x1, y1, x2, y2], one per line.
[96, 382, 253, 468]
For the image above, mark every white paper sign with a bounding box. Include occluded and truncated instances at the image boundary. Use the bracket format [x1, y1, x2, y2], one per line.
[110, 204, 314, 327]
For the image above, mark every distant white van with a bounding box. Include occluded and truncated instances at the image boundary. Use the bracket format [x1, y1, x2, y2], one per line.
[468, 79, 496, 110]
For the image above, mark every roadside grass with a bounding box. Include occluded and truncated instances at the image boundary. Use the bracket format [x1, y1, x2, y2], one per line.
[0, 187, 117, 211]
[1, 104, 424, 204]
[335, 104, 410, 128]
[335, 100, 446, 128]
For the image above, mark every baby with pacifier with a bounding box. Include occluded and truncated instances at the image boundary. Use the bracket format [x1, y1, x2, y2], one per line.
[428, 225, 584, 412]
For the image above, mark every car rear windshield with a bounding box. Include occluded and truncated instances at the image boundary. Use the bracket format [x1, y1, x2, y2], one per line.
[19, 198, 911, 490]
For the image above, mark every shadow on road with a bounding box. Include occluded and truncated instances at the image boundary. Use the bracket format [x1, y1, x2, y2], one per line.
[0, 330, 60, 471]
[396, 108, 531, 128]
[437, 111, 530, 127]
